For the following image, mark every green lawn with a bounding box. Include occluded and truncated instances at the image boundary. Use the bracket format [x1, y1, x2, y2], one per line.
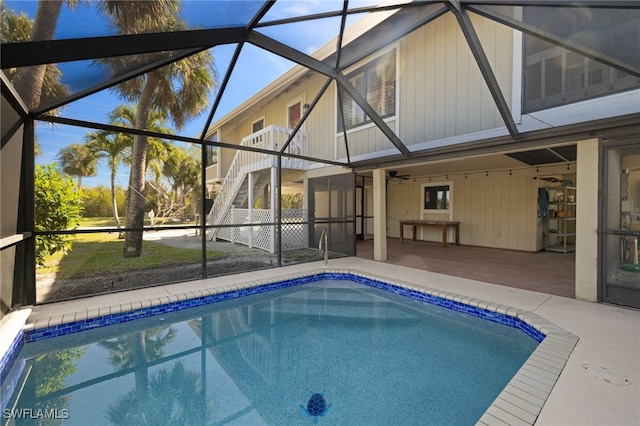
[78, 217, 120, 227]
[40, 232, 226, 279]
[78, 217, 197, 228]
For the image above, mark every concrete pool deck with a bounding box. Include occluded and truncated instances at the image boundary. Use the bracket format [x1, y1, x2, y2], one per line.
[8, 257, 640, 425]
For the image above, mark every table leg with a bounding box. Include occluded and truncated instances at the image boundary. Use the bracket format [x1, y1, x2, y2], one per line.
[412, 225, 417, 241]
[455, 224, 460, 246]
[400, 224, 404, 243]
[442, 224, 447, 248]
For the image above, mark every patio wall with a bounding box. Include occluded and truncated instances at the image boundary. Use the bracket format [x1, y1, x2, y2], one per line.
[386, 163, 576, 252]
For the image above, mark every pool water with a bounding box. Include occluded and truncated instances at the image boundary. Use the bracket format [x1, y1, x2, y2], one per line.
[2, 279, 538, 425]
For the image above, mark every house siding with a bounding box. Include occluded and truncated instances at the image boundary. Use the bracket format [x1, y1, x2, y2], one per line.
[399, 12, 513, 147]
[329, 12, 514, 161]
[385, 162, 575, 252]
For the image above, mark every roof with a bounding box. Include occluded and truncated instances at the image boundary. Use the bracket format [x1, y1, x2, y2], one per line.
[2, 1, 639, 164]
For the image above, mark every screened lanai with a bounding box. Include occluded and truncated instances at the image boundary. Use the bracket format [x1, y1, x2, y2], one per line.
[2, 1, 640, 315]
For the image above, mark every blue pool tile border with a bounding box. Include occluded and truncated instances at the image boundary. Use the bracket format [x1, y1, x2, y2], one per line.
[0, 329, 24, 386]
[22, 271, 544, 344]
[24, 274, 323, 343]
[343, 273, 547, 342]
[2, 268, 578, 426]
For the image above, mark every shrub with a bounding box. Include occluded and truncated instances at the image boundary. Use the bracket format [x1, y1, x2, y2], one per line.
[82, 185, 126, 217]
[34, 164, 83, 266]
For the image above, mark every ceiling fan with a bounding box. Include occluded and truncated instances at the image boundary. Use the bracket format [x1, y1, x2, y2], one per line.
[387, 170, 411, 181]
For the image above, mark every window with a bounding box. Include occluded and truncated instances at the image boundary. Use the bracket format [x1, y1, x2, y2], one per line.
[288, 102, 301, 129]
[423, 185, 450, 211]
[252, 118, 264, 133]
[251, 118, 265, 145]
[338, 49, 396, 131]
[523, 8, 640, 112]
[205, 131, 217, 166]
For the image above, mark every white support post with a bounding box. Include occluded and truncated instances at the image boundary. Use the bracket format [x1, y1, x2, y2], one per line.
[248, 172, 254, 248]
[271, 167, 277, 254]
[373, 169, 387, 261]
[576, 138, 599, 302]
[230, 206, 235, 244]
[303, 177, 310, 248]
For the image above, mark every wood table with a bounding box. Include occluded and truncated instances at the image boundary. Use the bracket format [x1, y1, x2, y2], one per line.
[399, 220, 460, 248]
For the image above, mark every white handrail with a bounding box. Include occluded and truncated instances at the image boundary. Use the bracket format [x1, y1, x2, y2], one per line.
[208, 126, 307, 240]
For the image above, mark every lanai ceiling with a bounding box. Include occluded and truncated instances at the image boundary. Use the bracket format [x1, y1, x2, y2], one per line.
[2, 0, 639, 170]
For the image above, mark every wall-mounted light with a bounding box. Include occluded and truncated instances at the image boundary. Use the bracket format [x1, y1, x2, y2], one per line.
[303, 103, 310, 115]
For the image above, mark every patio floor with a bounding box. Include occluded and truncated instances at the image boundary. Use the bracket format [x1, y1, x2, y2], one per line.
[356, 238, 576, 298]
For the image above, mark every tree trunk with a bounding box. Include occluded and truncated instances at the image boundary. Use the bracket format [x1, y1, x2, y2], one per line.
[123, 73, 160, 257]
[132, 332, 150, 410]
[111, 162, 122, 230]
[12, 1, 63, 110]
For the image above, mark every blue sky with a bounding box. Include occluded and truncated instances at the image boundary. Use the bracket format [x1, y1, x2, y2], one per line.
[7, 0, 372, 187]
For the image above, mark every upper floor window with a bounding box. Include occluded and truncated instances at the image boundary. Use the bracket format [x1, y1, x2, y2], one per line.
[338, 49, 396, 131]
[205, 131, 218, 166]
[523, 8, 640, 113]
[252, 118, 264, 133]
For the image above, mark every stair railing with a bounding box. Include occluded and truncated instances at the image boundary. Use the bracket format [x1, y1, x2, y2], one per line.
[207, 125, 308, 240]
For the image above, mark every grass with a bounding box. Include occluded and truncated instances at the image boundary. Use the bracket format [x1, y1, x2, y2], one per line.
[78, 217, 196, 228]
[78, 217, 120, 228]
[39, 232, 226, 279]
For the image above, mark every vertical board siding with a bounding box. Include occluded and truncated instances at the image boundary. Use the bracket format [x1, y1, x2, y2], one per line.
[399, 13, 513, 147]
[306, 78, 337, 162]
[214, 14, 513, 163]
[336, 122, 397, 159]
[386, 172, 538, 251]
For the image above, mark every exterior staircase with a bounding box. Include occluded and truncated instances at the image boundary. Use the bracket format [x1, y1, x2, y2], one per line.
[207, 125, 308, 250]
[232, 170, 271, 209]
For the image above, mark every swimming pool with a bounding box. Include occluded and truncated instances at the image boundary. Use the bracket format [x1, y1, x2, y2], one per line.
[1, 269, 578, 425]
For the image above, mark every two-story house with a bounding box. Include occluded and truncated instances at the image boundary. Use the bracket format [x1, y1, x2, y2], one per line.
[203, 5, 640, 308]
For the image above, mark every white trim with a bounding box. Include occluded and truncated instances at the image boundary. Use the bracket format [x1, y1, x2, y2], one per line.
[421, 182, 453, 221]
[338, 117, 397, 137]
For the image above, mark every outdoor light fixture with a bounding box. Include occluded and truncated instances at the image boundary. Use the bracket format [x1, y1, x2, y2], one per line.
[303, 103, 310, 115]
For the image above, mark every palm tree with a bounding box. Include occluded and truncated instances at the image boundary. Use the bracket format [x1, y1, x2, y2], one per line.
[57, 143, 100, 188]
[162, 147, 201, 222]
[106, 361, 206, 425]
[85, 130, 130, 230]
[0, 1, 69, 110]
[97, 1, 216, 258]
[107, 104, 175, 230]
[98, 327, 192, 424]
[108, 105, 174, 170]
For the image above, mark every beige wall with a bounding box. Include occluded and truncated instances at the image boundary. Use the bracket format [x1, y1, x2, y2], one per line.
[398, 13, 513, 147]
[334, 13, 514, 162]
[385, 163, 578, 252]
[336, 120, 398, 159]
[210, 12, 516, 168]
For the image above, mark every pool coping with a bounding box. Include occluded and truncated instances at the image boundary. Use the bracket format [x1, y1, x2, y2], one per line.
[1, 268, 578, 425]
